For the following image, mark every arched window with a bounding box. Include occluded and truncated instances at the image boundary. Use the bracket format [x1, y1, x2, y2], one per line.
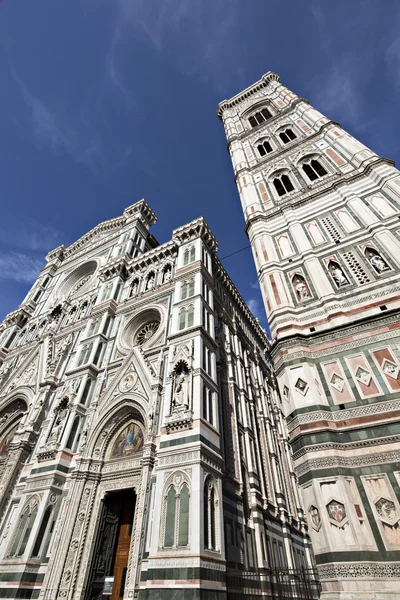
[77, 343, 92, 367]
[183, 246, 196, 265]
[204, 477, 218, 551]
[181, 279, 195, 300]
[273, 174, 294, 197]
[8, 500, 38, 557]
[93, 342, 103, 366]
[178, 306, 194, 330]
[302, 159, 327, 181]
[31, 505, 53, 558]
[279, 128, 296, 144]
[187, 306, 194, 327]
[162, 479, 190, 548]
[164, 486, 176, 547]
[80, 378, 93, 406]
[178, 484, 189, 546]
[179, 308, 186, 330]
[249, 107, 272, 128]
[66, 416, 80, 451]
[257, 140, 273, 157]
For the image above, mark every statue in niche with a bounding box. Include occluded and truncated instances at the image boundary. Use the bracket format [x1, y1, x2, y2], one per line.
[163, 266, 172, 283]
[173, 362, 190, 410]
[328, 261, 349, 287]
[130, 279, 139, 297]
[48, 399, 69, 444]
[146, 273, 155, 290]
[292, 274, 311, 301]
[365, 247, 389, 273]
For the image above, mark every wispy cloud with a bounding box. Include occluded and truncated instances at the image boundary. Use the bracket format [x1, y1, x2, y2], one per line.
[108, 0, 242, 92]
[0, 219, 64, 252]
[11, 68, 104, 170]
[0, 252, 44, 284]
[307, 4, 375, 128]
[246, 297, 262, 320]
[385, 15, 400, 91]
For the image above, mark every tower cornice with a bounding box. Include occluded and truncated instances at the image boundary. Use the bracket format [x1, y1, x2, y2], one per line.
[217, 71, 280, 119]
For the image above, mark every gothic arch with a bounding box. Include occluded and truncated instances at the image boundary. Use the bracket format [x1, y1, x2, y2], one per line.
[0, 398, 28, 457]
[159, 470, 191, 549]
[85, 397, 147, 460]
[55, 259, 99, 301]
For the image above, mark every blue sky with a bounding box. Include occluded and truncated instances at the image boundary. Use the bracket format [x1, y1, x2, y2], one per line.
[1, 1, 400, 330]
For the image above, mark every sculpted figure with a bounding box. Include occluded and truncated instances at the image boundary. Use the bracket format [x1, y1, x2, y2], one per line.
[366, 249, 389, 273]
[163, 267, 172, 283]
[330, 264, 348, 287]
[173, 365, 190, 409]
[146, 273, 155, 290]
[293, 276, 310, 300]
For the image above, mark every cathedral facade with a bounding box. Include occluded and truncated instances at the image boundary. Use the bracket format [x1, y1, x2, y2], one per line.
[218, 72, 400, 598]
[0, 200, 311, 600]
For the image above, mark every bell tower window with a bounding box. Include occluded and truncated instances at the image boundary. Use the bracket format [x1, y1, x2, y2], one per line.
[302, 159, 327, 181]
[249, 107, 272, 128]
[257, 140, 273, 157]
[279, 128, 296, 144]
[273, 174, 295, 197]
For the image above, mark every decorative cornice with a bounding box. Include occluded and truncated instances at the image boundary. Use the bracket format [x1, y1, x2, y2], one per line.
[287, 399, 400, 433]
[172, 217, 218, 252]
[296, 449, 400, 476]
[217, 71, 281, 119]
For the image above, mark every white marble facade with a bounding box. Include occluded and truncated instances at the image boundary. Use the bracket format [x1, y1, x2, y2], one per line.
[0, 200, 310, 600]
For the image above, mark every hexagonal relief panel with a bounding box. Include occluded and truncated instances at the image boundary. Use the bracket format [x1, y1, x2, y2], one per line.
[375, 497, 399, 527]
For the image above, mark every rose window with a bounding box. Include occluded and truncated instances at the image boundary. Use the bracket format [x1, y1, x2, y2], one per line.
[136, 321, 160, 346]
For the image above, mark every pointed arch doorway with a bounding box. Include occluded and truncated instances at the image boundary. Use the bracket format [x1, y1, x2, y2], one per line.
[85, 488, 136, 600]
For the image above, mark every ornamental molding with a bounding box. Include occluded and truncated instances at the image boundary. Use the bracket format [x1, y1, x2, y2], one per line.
[269, 284, 400, 331]
[287, 399, 400, 432]
[293, 434, 400, 462]
[296, 450, 400, 476]
[272, 315, 400, 368]
[157, 450, 200, 468]
[317, 562, 400, 579]
[143, 557, 225, 570]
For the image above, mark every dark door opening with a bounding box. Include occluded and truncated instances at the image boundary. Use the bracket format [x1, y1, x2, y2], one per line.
[85, 488, 136, 600]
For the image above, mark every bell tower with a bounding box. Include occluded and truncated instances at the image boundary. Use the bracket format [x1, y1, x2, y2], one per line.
[218, 72, 400, 599]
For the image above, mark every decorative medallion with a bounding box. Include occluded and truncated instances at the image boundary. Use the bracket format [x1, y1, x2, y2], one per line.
[330, 373, 345, 392]
[294, 377, 308, 395]
[136, 321, 160, 346]
[119, 373, 136, 392]
[375, 497, 399, 527]
[309, 505, 321, 531]
[382, 359, 399, 380]
[326, 499, 347, 527]
[355, 366, 371, 386]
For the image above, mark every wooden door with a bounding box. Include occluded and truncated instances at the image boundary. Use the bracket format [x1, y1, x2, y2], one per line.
[110, 490, 136, 600]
